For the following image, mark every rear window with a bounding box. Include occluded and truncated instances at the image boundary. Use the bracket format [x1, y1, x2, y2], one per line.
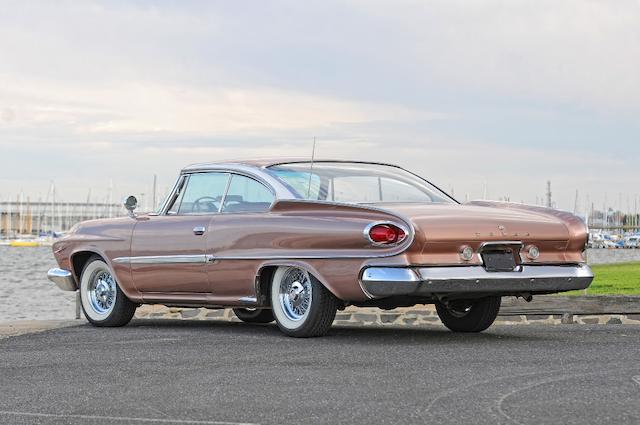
[267, 162, 454, 204]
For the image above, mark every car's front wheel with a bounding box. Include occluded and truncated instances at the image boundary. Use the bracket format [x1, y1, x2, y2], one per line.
[79, 256, 136, 327]
[270, 266, 339, 337]
[435, 296, 501, 333]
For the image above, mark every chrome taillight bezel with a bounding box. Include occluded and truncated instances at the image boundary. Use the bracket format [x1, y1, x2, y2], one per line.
[363, 221, 410, 246]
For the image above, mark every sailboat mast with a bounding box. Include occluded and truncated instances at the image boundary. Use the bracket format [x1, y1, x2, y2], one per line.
[8, 197, 12, 238]
[18, 193, 23, 235]
[109, 179, 114, 218]
[152, 175, 157, 212]
[52, 184, 57, 235]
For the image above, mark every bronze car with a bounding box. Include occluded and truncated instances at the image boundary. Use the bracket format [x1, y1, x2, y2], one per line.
[48, 159, 593, 337]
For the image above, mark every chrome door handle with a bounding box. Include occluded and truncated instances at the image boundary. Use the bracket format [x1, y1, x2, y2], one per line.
[193, 226, 206, 236]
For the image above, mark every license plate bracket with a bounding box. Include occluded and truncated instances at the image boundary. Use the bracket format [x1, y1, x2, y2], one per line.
[481, 250, 517, 272]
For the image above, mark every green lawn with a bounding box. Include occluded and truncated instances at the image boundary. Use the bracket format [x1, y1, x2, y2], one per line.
[565, 262, 640, 295]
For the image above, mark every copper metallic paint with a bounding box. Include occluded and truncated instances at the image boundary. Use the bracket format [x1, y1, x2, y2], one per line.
[51, 160, 590, 306]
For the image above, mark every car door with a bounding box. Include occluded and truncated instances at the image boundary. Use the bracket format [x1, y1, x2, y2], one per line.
[130, 172, 230, 294]
[206, 173, 275, 302]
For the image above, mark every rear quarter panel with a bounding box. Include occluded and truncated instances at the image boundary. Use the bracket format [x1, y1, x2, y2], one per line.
[207, 200, 415, 301]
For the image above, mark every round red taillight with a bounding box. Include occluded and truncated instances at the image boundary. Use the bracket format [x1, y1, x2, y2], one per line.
[367, 224, 406, 245]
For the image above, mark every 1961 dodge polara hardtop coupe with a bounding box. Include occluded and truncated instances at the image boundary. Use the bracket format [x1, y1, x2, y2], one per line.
[48, 159, 593, 337]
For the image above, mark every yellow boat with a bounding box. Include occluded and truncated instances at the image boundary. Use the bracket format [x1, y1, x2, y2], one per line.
[9, 240, 41, 247]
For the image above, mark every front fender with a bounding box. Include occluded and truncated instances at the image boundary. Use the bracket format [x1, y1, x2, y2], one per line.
[51, 217, 141, 302]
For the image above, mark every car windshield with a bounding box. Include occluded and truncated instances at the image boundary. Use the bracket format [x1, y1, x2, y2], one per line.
[267, 162, 455, 204]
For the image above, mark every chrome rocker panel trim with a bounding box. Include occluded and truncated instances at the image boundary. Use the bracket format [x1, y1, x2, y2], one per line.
[47, 268, 77, 291]
[360, 264, 594, 299]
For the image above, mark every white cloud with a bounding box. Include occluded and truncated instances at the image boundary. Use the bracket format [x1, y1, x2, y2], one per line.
[0, 0, 638, 212]
[353, 0, 640, 112]
[0, 76, 443, 139]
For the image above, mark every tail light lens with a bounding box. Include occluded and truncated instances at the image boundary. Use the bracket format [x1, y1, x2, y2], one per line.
[367, 223, 407, 245]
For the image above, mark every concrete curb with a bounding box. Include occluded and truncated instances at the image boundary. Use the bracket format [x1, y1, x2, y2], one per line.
[500, 295, 640, 315]
[135, 299, 640, 327]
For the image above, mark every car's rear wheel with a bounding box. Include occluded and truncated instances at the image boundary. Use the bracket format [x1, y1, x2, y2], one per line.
[232, 308, 274, 323]
[435, 296, 501, 333]
[80, 256, 136, 327]
[270, 266, 339, 337]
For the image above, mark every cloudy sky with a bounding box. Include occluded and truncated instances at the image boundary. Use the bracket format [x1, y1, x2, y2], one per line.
[1, 0, 638, 213]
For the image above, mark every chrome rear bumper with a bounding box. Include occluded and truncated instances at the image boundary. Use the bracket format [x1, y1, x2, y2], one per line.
[360, 264, 594, 299]
[47, 268, 77, 291]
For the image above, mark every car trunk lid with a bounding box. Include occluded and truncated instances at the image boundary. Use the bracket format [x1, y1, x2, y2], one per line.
[378, 203, 570, 243]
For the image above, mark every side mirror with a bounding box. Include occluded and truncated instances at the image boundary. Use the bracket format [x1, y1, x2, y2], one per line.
[123, 195, 138, 218]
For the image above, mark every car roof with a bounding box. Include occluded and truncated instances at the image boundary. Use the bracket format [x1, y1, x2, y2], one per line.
[182, 157, 306, 171]
[181, 158, 400, 172]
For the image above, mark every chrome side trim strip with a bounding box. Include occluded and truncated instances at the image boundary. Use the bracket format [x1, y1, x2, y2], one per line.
[211, 254, 398, 260]
[116, 252, 408, 264]
[113, 255, 209, 265]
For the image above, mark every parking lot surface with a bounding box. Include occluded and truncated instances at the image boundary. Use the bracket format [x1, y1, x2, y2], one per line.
[1, 321, 639, 424]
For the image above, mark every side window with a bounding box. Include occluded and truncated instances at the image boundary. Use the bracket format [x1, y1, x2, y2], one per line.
[222, 175, 275, 213]
[173, 173, 229, 215]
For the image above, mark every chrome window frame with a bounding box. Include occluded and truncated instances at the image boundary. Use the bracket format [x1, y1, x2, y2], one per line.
[160, 165, 292, 216]
[161, 174, 187, 215]
[171, 172, 232, 216]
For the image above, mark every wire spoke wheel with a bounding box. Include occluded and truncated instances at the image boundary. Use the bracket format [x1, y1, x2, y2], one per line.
[88, 270, 117, 315]
[80, 257, 136, 327]
[278, 268, 312, 321]
[270, 266, 339, 337]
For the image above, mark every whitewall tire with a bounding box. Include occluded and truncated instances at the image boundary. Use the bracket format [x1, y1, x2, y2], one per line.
[80, 256, 136, 327]
[270, 266, 339, 337]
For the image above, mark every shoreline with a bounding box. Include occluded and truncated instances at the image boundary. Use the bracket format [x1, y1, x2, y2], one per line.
[3, 295, 640, 340]
[0, 320, 81, 339]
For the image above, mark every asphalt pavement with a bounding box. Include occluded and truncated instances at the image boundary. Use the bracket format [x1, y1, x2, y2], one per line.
[0, 320, 639, 425]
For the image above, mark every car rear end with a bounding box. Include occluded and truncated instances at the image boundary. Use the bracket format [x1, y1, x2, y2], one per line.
[359, 202, 594, 301]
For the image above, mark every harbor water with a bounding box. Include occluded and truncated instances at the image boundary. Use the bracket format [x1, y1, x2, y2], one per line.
[0, 246, 75, 322]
